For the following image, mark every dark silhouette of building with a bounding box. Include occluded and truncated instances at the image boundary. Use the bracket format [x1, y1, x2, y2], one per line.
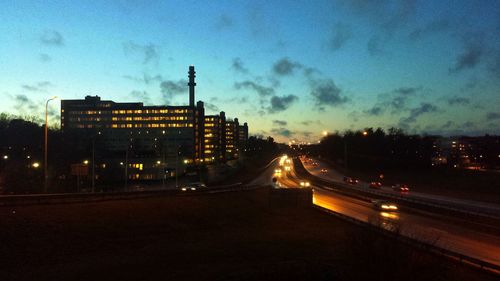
[60, 66, 248, 180]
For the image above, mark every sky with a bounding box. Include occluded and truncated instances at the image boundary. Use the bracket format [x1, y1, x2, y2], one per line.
[1, 0, 500, 142]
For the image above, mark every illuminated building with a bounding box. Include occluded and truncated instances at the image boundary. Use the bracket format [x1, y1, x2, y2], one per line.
[61, 66, 249, 180]
[225, 118, 239, 160]
[203, 112, 226, 163]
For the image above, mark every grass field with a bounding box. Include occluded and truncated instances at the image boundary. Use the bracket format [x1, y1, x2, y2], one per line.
[0, 188, 495, 281]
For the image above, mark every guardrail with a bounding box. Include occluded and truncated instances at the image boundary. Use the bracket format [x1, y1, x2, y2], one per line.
[293, 159, 500, 222]
[313, 204, 500, 275]
[0, 183, 261, 207]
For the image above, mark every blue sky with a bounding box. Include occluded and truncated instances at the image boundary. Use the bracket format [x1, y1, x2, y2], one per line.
[1, 0, 500, 142]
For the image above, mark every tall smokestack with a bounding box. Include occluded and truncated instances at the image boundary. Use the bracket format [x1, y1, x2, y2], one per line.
[188, 65, 196, 107]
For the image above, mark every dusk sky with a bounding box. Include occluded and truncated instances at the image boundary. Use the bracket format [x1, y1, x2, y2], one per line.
[1, 0, 500, 142]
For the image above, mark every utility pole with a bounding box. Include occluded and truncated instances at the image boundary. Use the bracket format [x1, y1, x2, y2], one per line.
[44, 96, 57, 193]
[124, 147, 129, 191]
[175, 130, 179, 188]
[91, 137, 95, 192]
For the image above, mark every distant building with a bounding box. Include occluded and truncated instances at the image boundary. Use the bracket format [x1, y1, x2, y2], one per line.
[60, 66, 248, 180]
[432, 136, 500, 170]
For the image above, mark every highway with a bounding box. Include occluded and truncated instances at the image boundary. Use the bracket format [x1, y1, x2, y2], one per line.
[259, 155, 500, 268]
[303, 157, 500, 217]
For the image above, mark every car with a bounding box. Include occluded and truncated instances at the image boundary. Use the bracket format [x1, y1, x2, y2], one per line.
[392, 184, 410, 192]
[343, 177, 359, 185]
[320, 168, 328, 173]
[372, 200, 399, 211]
[300, 181, 310, 187]
[181, 182, 206, 191]
[369, 182, 382, 189]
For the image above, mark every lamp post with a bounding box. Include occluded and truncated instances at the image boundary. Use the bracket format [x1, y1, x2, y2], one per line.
[44, 96, 57, 193]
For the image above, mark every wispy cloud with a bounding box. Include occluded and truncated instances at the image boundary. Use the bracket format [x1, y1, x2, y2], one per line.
[486, 112, 500, 121]
[40, 30, 64, 46]
[270, 127, 293, 138]
[449, 34, 484, 73]
[409, 19, 450, 40]
[123, 41, 159, 64]
[160, 79, 187, 102]
[234, 80, 275, 97]
[268, 95, 298, 113]
[231, 57, 249, 74]
[329, 22, 352, 51]
[272, 57, 302, 76]
[21, 81, 53, 92]
[123, 73, 163, 84]
[273, 120, 287, 126]
[309, 79, 348, 109]
[447, 96, 470, 105]
[39, 53, 52, 62]
[400, 103, 438, 125]
[216, 14, 234, 30]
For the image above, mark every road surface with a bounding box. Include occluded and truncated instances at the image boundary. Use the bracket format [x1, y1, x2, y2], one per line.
[256, 155, 500, 268]
[302, 157, 500, 217]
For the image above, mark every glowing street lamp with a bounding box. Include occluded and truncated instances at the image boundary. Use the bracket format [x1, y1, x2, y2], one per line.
[322, 130, 328, 136]
[32, 162, 40, 168]
[44, 96, 57, 193]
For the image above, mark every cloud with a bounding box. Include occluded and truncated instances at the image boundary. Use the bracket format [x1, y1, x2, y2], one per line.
[123, 73, 163, 84]
[488, 54, 500, 78]
[394, 87, 420, 96]
[231, 57, 249, 74]
[340, 0, 416, 32]
[310, 79, 348, 108]
[271, 127, 293, 138]
[129, 90, 151, 104]
[329, 22, 352, 51]
[269, 95, 298, 113]
[123, 41, 159, 64]
[365, 86, 423, 118]
[234, 80, 275, 97]
[486, 112, 500, 120]
[13, 94, 40, 113]
[205, 102, 219, 113]
[447, 96, 470, 105]
[364, 106, 384, 116]
[441, 120, 455, 129]
[21, 81, 53, 92]
[272, 57, 302, 76]
[273, 120, 287, 126]
[40, 30, 64, 46]
[160, 79, 187, 101]
[409, 19, 450, 40]
[400, 103, 438, 124]
[216, 14, 234, 30]
[39, 53, 52, 62]
[449, 34, 484, 73]
[300, 120, 322, 126]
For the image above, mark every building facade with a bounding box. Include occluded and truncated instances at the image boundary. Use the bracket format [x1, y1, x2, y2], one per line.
[60, 66, 248, 180]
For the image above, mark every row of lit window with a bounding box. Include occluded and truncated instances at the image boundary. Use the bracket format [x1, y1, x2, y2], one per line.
[111, 123, 194, 128]
[110, 116, 189, 121]
[129, 163, 144, 170]
[112, 109, 190, 114]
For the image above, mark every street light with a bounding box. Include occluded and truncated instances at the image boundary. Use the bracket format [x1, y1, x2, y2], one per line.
[44, 96, 57, 193]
